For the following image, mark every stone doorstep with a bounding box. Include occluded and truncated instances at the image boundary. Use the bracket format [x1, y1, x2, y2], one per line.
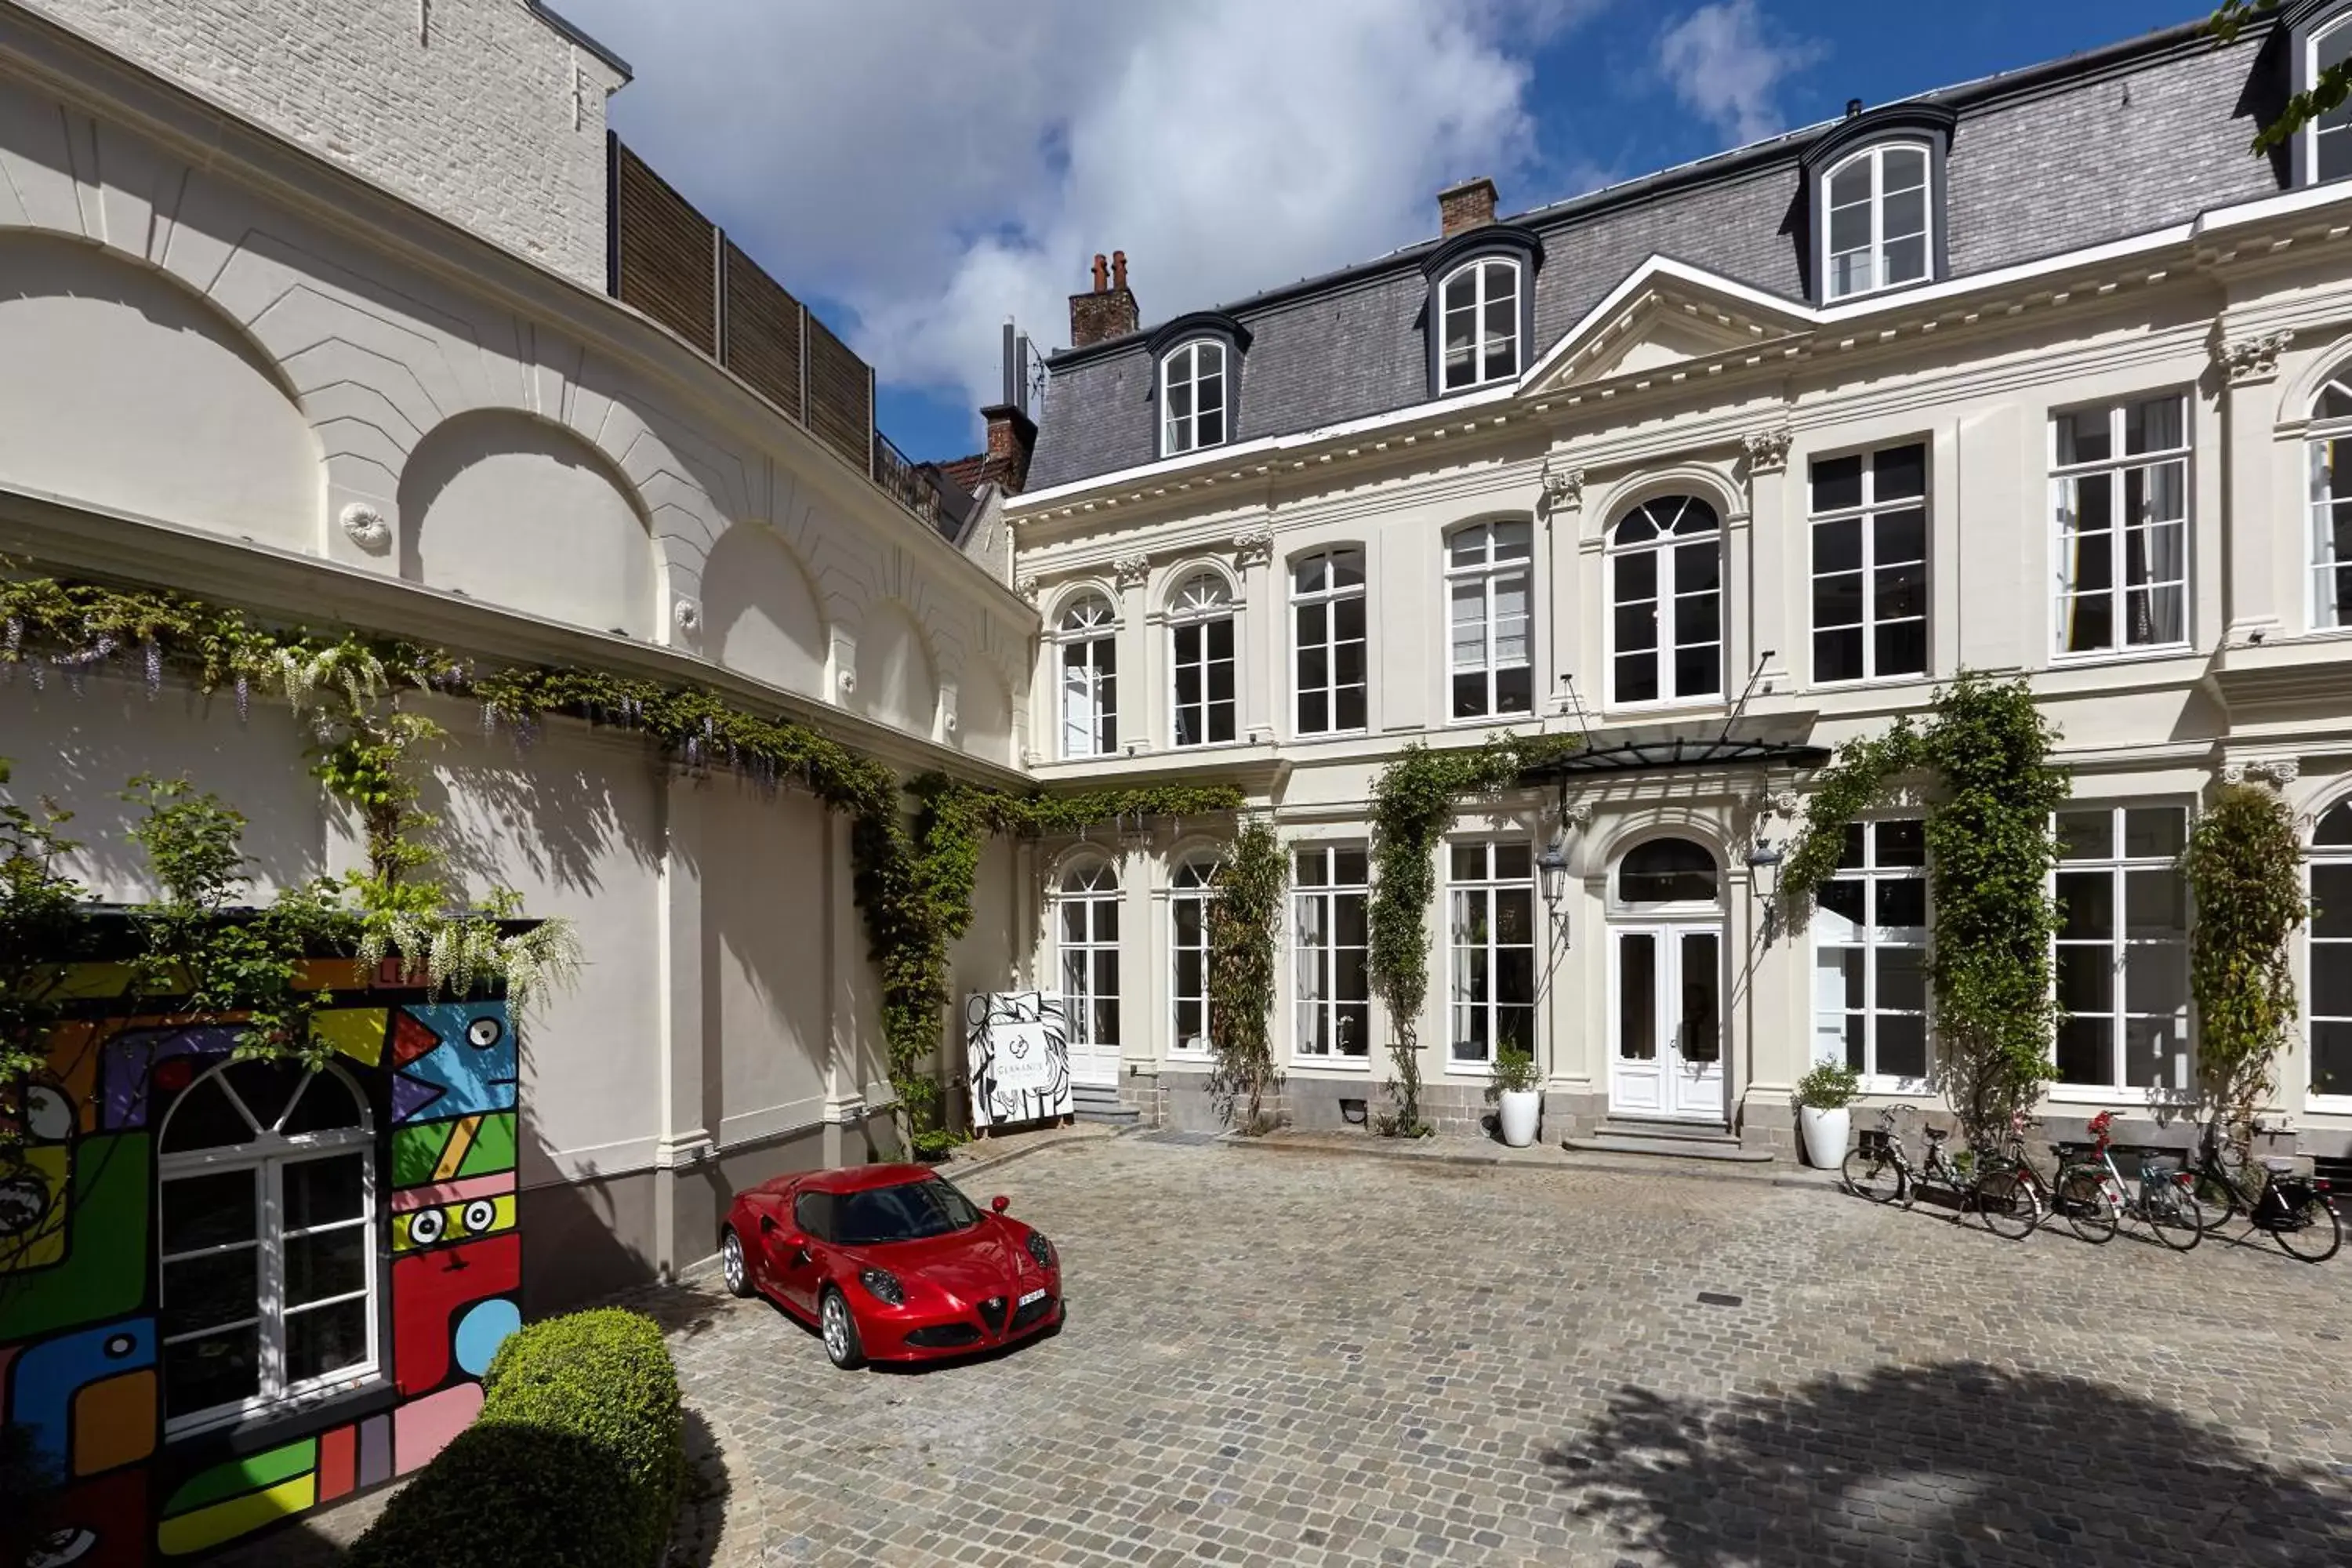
[1236, 1127, 1839, 1190]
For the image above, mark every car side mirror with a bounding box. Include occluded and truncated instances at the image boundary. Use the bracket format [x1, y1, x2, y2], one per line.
[991, 1195, 1010, 1214]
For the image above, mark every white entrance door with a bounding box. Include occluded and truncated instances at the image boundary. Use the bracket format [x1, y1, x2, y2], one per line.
[1055, 862, 1122, 1087]
[1609, 924, 1726, 1123]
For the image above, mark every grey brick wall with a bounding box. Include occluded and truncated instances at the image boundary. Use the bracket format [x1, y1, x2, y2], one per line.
[25, 0, 622, 289]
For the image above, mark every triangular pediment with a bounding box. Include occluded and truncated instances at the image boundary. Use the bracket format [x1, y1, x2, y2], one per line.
[1518, 256, 1817, 397]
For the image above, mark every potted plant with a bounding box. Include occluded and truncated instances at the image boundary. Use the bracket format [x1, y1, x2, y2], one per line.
[1486, 1046, 1543, 1148]
[1792, 1060, 1861, 1169]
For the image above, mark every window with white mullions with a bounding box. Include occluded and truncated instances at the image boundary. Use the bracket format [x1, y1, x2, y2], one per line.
[2053, 805, 2191, 1094]
[1439, 259, 1520, 391]
[2051, 395, 2190, 655]
[1054, 592, 1117, 758]
[1168, 572, 1236, 747]
[1810, 443, 1928, 684]
[1160, 339, 1227, 456]
[158, 1060, 377, 1432]
[1171, 857, 1218, 1055]
[2306, 368, 2352, 629]
[1293, 844, 1370, 1059]
[1291, 550, 1367, 735]
[1811, 820, 1929, 1087]
[1448, 841, 1536, 1068]
[1609, 495, 1722, 706]
[1824, 143, 1929, 301]
[1446, 522, 1534, 720]
[2313, 16, 2352, 184]
[2309, 800, 2352, 1102]
[1055, 862, 1121, 1052]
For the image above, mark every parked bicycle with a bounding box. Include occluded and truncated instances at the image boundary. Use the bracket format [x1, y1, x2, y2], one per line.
[2048, 1110, 2201, 1249]
[2188, 1123, 2342, 1263]
[1842, 1105, 2039, 1236]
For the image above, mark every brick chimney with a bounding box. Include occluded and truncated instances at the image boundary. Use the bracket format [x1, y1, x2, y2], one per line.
[1068, 249, 1140, 348]
[1439, 176, 1497, 238]
[979, 403, 1037, 494]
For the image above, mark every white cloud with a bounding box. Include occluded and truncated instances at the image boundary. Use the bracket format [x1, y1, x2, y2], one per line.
[554, 0, 1602, 442]
[1656, 0, 1827, 146]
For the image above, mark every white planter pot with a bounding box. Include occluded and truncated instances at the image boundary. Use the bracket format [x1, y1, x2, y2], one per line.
[1497, 1088, 1541, 1148]
[1799, 1105, 1850, 1170]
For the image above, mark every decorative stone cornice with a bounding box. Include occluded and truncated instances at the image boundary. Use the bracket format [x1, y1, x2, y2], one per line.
[1740, 426, 1794, 474]
[1014, 575, 1041, 604]
[1231, 528, 1274, 569]
[2216, 328, 2295, 384]
[672, 597, 702, 637]
[1538, 459, 1584, 510]
[339, 503, 391, 554]
[1112, 555, 1152, 589]
[2221, 757, 2300, 787]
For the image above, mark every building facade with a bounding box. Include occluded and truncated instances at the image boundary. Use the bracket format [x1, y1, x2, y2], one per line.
[1005, 10, 2352, 1161]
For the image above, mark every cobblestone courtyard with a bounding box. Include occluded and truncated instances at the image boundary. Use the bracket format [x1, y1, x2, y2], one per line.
[650, 1137, 2352, 1567]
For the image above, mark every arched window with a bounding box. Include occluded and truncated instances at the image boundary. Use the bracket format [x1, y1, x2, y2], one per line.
[1821, 143, 1929, 301]
[2312, 797, 2352, 1101]
[1054, 591, 1118, 759]
[1170, 856, 1218, 1054]
[1291, 549, 1367, 735]
[1609, 496, 1722, 706]
[1446, 521, 1534, 720]
[1169, 572, 1237, 747]
[2310, 365, 2352, 629]
[1056, 862, 1121, 1053]
[1617, 837, 1720, 906]
[2312, 14, 2352, 185]
[1438, 259, 1520, 391]
[158, 1060, 377, 1430]
[1161, 339, 1228, 456]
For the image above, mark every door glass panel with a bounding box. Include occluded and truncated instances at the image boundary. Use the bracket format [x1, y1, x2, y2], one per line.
[1618, 935, 1656, 1061]
[1678, 932, 1720, 1064]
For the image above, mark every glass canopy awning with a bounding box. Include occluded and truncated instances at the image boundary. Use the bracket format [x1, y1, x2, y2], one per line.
[1517, 736, 1831, 780]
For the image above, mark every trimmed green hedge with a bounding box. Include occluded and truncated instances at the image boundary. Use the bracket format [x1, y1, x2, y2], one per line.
[348, 1308, 684, 1568]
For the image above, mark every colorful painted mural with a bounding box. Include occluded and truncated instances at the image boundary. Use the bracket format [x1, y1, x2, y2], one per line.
[1, 962, 524, 1563]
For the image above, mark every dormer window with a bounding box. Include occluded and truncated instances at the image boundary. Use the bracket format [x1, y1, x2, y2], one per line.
[1823, 143, 1929, 301]
[1161, 339, 1227, 456]
[1439, 259, 1520, 390]
[2312, 12, 2352, 183]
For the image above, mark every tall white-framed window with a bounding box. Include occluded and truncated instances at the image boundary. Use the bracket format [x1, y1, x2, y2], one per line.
[158, 1060, 378, 1433]
[1809, 442, 1928, 684]
[1439, 258, 1520, 391]
[1446, 521, 1534, 720]
[1447, 840, 1536, 1069]
[2051, 394, 2190, 656]
[1054, 591, 1118, 758]
[2307, 367, 2352, 629]
[1823, 142, 1930, 301]
[1161, 339, 1228, 456]
[1169, 572, 1237, 747]
[1293, 844, 1370, 1060]
[1291, 549, 1367, 736]
[1170, 855, 1218, 1056]
[1811, 819, 1929, 1089]
[1056, 860, 1121, 1052]
[1609, 495, 1722, 706]
[2310, 799, 2352, 1104]
[2312, 15, 2352, 185]
[2053, 804, 2191, 1095]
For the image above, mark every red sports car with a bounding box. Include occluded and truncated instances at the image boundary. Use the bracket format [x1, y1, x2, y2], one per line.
[717, 1163, 1062, 1368]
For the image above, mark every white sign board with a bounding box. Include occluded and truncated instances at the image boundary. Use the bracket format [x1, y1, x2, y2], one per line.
[964, 991, 1073, 1130]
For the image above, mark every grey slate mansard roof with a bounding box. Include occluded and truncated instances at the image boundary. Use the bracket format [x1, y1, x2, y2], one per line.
[1025, 16, 2283, 492]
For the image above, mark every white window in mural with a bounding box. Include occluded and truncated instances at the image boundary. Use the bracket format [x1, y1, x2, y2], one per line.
[1448, 840, 1536, 1068]
[1809, 443, 1929, 684]
[2307, 365, 2352, 629]
[2051, 395, 2189, 655]
[1446, 522, 1534, 720]
[1812, 819, 1929, 1087]
[1293, 844, 1370, 1059]
[1169, 572, 1237, 747]
[1609, 495, 1722, 706]
[1291, 550, 1367, 735]
[1056, 862, 1121, 1052]
[2054, 805, 2191, 1094]
[157, 1061, 377, 1431]
[1171, 857, 1217, 1055]
[1055, 592, 1117, 759]
[2310, 799, 2352, 1102]
[1823, 143, 1931, 301]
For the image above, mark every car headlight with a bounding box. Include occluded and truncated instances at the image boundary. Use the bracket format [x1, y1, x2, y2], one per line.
[1025, 1232, 1054, 1270]
[858, 1268, 904, 1305]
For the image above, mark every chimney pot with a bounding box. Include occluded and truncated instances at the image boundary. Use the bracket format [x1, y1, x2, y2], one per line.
[1112, 250, 1128, 291]
[1069, 249, 1141, 349]
[1091, 252, 1108, 292]
[1438, 176, 1498, 238]
[1846, 98, 1864, 118]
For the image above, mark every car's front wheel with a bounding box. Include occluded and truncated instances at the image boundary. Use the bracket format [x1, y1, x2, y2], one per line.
[819, 1287, 866, 1370]
[718, 1229, 753, 1299]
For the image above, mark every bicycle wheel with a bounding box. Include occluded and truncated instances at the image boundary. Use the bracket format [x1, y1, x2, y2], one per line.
[1976, 1169, 2041, 1239]
[2273, 1195, 2343, 1264]
[2145, 1186, 2202, 1252]
[2190, 1169, 2242, 1231]
[2055, 1167, 2118, 1243]
[1843, 1146, 1904, 1205]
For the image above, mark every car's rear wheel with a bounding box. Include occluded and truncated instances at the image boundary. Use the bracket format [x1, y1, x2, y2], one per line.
[819, 1287, 866, 1369]
[718, 1229, 752, 1298]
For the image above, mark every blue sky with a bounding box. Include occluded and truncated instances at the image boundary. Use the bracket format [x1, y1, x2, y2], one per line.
[568, 1, 2201, 465]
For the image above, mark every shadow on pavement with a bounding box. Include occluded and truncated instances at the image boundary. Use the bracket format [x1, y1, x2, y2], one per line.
[1540, 1361, 2352, 1566]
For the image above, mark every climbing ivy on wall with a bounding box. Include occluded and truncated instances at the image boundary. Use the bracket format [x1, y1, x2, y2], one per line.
[1203, 817, 1287, 1134]
[2182, 782, 2308, 1157]
[1780, 672, 2070, 1149]
[0, 572, 1240, 1155]
[1367, 735, 1579, 1137]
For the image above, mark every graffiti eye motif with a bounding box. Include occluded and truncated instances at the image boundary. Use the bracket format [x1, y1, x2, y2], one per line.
[463, 1199, 498, 1233]
[466, 1017, 503, 1050]
[407, 1207, 446, 1246]
[0, 1176, 49, 1240]
[24, 1085, 72, 1143]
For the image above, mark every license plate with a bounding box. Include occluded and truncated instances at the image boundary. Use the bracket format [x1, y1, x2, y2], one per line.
[1018, 1287, 1047, 1307]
